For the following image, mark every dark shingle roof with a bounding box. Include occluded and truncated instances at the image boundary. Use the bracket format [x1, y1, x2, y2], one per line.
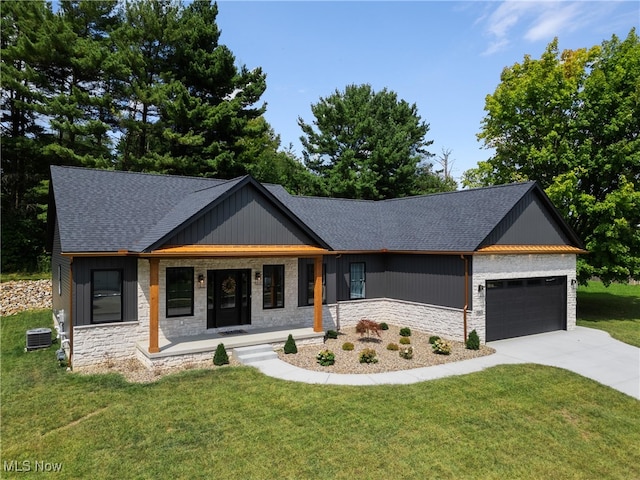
[51, 166, 542, 254]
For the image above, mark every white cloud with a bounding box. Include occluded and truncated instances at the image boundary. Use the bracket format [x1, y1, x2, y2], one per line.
[478, 1, 611, 55]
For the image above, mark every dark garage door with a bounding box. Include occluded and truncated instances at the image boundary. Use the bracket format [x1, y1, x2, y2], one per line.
[486, 276, 567, 341]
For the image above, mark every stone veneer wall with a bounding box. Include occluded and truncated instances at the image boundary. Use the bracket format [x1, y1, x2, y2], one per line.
[335, 298, 469, 342]
[471, 253, 578, 341]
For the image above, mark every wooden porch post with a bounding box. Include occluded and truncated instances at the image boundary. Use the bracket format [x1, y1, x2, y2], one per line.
[313, 255, 323, 332]
[149, 258, 160, 353]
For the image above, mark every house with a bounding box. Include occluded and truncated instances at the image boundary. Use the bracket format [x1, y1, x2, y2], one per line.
[49, 166, 585, 369]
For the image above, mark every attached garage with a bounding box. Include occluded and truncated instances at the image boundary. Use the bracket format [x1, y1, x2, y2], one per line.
[485, 276, 567, 341]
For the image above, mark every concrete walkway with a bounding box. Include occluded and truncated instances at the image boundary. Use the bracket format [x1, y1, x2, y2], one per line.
[248, 327, 640, 399]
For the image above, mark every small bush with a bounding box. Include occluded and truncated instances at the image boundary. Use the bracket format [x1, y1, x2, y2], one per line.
[359, 348, 379, 364]
[284, 334, 298, 354]
[399, 346, 414, 360]
[399, 327, 412, 337]
[342, 342, 355, 351]
[213, 343, 229, 366]
[429, 335, 441, 344]
[386, 343, 399, 351]
[316, 349, 335, 366]
[355, 319, 381, 337]
[379, 322, 389, 330]
[432, 338, 451, 355]
[466, 329, 480, 350]
[399, 337, 411, 345]
[325, 330, 338, 339]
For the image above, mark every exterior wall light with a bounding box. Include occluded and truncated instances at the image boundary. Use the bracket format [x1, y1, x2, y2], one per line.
[478, 284, 484, 293]
[254, 271, 262, 284]
[198, 274, 205, 288]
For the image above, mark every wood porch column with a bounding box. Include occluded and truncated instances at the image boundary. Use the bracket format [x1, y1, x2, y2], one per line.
[313, 255, 323, 332]
[149, 258, 160, 353]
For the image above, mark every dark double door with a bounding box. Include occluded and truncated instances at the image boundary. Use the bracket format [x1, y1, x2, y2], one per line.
[207, 269, 251, 329]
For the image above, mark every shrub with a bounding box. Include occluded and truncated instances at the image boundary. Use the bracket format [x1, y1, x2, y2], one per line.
[399, 337, 411, 345]
[284, 334, 298, 354]
[429, 335, 441, 344]
[316, 349, 335, 366]
[466, 329, 480, 350]
[399, 327, 412, 337]
[379, 322, 389, 330]
[359, 348, 378, 364]
[325, 330, 338, 340]
[213, 343, 229, 366]
[342, 342, 355, 351]
[399, 346, 414, 360]
[432, 338, 451, 355]
[386, 343, 399, 351]
[355, 319, 381, 338]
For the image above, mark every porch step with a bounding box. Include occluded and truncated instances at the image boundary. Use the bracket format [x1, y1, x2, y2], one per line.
[234, 344, 278, 364]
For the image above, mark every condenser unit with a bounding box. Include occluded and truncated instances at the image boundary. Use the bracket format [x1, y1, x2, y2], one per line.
[26, 328, 52, 351]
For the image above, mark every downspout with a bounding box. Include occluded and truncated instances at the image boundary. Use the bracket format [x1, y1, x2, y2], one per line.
[460, 254, 468, 341]
[68, 258, 74, 369]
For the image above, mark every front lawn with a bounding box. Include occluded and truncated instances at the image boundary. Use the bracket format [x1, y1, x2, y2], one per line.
[577, 281, 640, 347]
[2, 310, 639, 479]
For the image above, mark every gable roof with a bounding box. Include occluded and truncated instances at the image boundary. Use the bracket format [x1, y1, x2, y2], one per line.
[50, 166, 583, 255]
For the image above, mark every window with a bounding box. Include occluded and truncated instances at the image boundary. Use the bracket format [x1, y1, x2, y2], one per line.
[350, 262, 366, 299]
[92, 270, 122, 323]
[166, 267, 194, 317]
[306, 263, 326, 305]
[263, 265, 284, 309]
[57, 265, 62, 296]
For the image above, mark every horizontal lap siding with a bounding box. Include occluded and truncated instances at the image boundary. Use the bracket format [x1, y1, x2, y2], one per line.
[165, 185, 315, 246]
[52, 220, 71, 336]
[73, 257, 138, 326]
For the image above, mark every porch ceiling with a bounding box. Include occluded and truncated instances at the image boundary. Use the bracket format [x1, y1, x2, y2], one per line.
[475, 245, 587, 255]
[145, 244, 332, 257]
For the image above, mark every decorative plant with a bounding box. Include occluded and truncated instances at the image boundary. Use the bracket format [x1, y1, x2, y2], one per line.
[284, 334, 298, 354]
[432, 338, 451, 355]
[399, 337, 411, 345]
[359, 348, 378, 364]
[355, 319, 381, 338]
[386, 343, 399, 351]
[466, 329, 480, 350]
[213, 343, 229, 366]
[316, 349, 335, 366]
[399, 327, 412, 337]
[325, 330, 338, 340]
[342, 342, 355, 351]
[429, 335, 441, 344]
[399, 346, 413, 360]
[379, 322, 389, 330]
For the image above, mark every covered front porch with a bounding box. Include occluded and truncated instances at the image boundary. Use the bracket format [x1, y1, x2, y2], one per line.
[136, 324, 325, 369]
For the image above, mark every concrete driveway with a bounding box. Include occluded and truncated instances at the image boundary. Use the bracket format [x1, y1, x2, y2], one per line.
[488, 327, 640, 399]
[250, 327, 639, 398]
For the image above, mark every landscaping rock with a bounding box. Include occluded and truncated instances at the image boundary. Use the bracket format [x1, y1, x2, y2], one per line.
[0, 280, 52, 316]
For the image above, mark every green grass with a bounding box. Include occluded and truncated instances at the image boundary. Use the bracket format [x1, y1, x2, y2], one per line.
[2, 310, 639, 479]
[577, 281, 640, 347]
[0, 272, 50, 282]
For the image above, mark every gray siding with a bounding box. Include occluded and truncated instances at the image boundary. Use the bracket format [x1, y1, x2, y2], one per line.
[483, 190, 570, 246]
[72, 257, 138, 326]
[51, 220, 72, 337]
[385, 254, 470, 309]
[164, 184, 317, 246]
[303, 254, 471, 309]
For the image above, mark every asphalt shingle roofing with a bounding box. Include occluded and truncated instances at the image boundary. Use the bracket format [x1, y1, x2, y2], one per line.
[50, 166, 541, 254]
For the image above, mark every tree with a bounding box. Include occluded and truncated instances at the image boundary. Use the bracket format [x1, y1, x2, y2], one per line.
[465, 29, 640, 284]
[298, 84, 436, 200]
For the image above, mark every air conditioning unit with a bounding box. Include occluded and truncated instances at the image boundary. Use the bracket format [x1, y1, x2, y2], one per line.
[26, 328, 52, 351]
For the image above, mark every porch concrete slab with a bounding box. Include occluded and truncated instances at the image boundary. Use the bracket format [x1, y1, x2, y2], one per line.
[247, 327, 640, 399]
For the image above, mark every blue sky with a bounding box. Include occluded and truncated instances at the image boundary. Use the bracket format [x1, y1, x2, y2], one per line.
[215, 1, 638, 182]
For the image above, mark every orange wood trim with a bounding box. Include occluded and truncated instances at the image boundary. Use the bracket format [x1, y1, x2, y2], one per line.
[146, 245, 331, 258]
[475, 245, 586, 255]
[313, 255, 323, 333]
[149, 258, 160, 354]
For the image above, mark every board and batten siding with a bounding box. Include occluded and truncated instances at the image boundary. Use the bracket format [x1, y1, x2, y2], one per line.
[482, 190, 571, 247]
[164, 184, 317, 246]
[72, 257, 138, 326]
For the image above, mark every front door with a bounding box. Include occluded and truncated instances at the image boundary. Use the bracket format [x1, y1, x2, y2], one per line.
[207, 269, 251, 329]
